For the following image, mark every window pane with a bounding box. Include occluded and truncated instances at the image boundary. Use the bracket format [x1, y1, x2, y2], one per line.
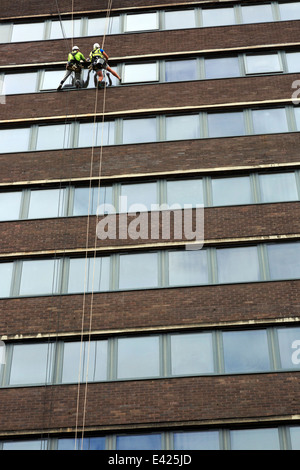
[207, 112, 245, 137]
[230, 428, 280, 450]
[119, 252, 158, 290]
[117, 336, 160, 379]
[245, 54, 282, 74]
[11, 22, 44, 42]
[279, 2, 300, 21]
[0, 23, 12, 44]
[120, 182, 157, 213]
[78, 121, 115, 147]
[241, 4, 274, 24]
[125, 13, 158, 32]
[171, 332, 214, 375]
[290, 427, 300, 450]
[252, 108, 288, 134]
[167, 178, 204, 208]
[73, 186, 113, 216]
[205, 57, 240, 79]
[293, 106, 300, 130]
[122, 118, 157, 144]
[117, 433, 161, 450]
[0, 127, 30, 153]
[223, 329, 270, 373]
[286, 52, 300, 73]
[267, 242, 300, 280]
[88, 16, 119, 36]
[123, 63, 157, 83]
[164, 10, 196, 30]
[165, 59, 197, 82]
[62, 340, 107, 383]
[68, 257, 110, 293]
[3, 72, 37, 95]
[50, 19, 81, 39]
[166, 115, 200, 141]
[202, 8, 235, 27]
[217, 246, 260, 283]
[28, 189, 65, 219]
[9, 343, 54, 385]
[20, 259, 59, 296]
[3, 440, 46, 450]
[36, 124, 72, 151]
[277, 327, 300, 369]
[0, 262, 13, 298]
[212, 176, 252, 206]
[0, 192, 22, 221]
[41, 70, 69, 90]
[168, 250, 208, 286]
[259, 172, 298, 203]
[58, 436, 106, 450]
[174, 431, 220, 450]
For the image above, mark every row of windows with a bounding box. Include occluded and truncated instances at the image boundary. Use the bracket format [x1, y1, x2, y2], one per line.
[1, 241, 300, 298]
[1, 170, 299, 222]
[2, 106, 300, 154]
[2, 49, 300, 94]
[1, 2, 300, 43]
[1, 424, 300, 450]
[1, 325, 300, 388]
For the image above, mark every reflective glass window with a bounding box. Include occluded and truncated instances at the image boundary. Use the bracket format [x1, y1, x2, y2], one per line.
[116, 433, 161, 450]
[41, 70, 67, 90]
[286, 52, 300, 73]
[241, 4, 274, 24]
[0, 24, 12, 44]
[2, 72, 37, 95]
[11, 22, 44, 42]
[174, 431, 220, 450]
[267, 242, 300, 280]
[28, 189, 65, 219]
[223, 329, 270, 373]
[279, 2, 300, 21]
[9, 343, 54, 385]
[78, 121, 115, 147]
[19, 259, 59, 296]
[252, 108, 288, 134]
[36, 124, 72, 151]
[122, 118, 157, 144]
[120, 182, 157, 213]
[170, 332, 214, 375]
[0, 262, 13, 298]
[117, 336, 160, 379]
[293, 106, 300, 130]
[245, 54, 282, 74]
[3, 440, 46, 450]
[168, 250, 208, 286]
[73, 186, 113, 216]
[290, 427, 300, 450]
[123, 63, 158, 83]
[0, 127, 30, 153]
[49, 19, 81, 39]
[165, 59, 197, 82]
[0, 192, 22, 221]
[62, 340, 108, 383]
[58, 436, 106, 450]
[164, 10, 196, 30]
[277, 327, 300, 369]
[68, 256, 110, 293]
[207, 112, 245, 137]
[204, 56, 240, 79]
[87, 16, 120, 36]
[217, 246, 260, 284]
[125, 13, 158, 32]
[166, 114, 200, 141]
[119, 252, 159, 290]
[259, 172, 298, 203]
[230, 428, 280, 450]
[202, 8, 235, 27]
[212, 176, 252, 206]
[166, 178, 204, 208]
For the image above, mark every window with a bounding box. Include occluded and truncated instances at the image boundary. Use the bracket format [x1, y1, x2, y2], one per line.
[57, 437, 105, 450]
[267, 242, 300, 280]
[277, 327, 300, 370]
[119, 252, 159, 290]
[123, 63, 158, 83]
[116, 433, 161, 450]
[211, 176, 252, 206]
[252, 108, 288, 134]
[2, 72, 37, 95]
[216, 246, 260, 284]
[0, 127, 30, 153]
[204, 56, 240, 79]
[122, 118, 157, 144]
[279, 2, 300, 21]
[259, 172, 298, 203]
[241, 4, 274, 24]
[286, 52, 300, 73]
[19, 259, 59, 296]
[78, 121, 115, 147]
[28, 189, 65, 219]
[117, 336, 160, 379]
[87, 16, 120, 36]
[49, 19, 81, 40]
[230, 428, 280, 450]
[174, 431, 220, 450]
[164, 9, 196, 30]
[11, 22, 44, 42]
[245, 54, 282, 74]
[222, 329, 270, 373]
[168, 250, 208, 286]
[3, 440, 46, 450]
[207, 112, 245, 137]
[73, 186, 113, 216]
[0, 263, 13, 298]
[61, 340, 108, 383]
[290, 427, 300, 450]
[166, 114, 200, 141]
[0, 192, 22, 221]
[67, 257, 110, 293]
[125, 12, 158, 32]
[293, 106, 300, 130]
[166, 178, 204, 208]
[170, 332, 214, 375]
[120, 182, 157, 213]
[0, 23, 11, 44]
[9, 343, 54, 385]
[202, 7, 235, 27]
[165, 59, 198, 82]
[36, 124, 72, 151]
[41, 70, 67, 90]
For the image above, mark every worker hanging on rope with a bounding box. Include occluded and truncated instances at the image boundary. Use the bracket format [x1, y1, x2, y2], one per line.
[89, 43, 121, 88]
[57, 45, 89, 91]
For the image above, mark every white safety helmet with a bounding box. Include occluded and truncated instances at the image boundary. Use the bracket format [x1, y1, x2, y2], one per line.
[93, 43, 100, 49]
[72, 45, 79, 51]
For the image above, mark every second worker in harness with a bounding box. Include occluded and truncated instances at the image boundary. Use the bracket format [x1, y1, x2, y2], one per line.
[89, 43, 121, 86]
[57, 45, 87, 91]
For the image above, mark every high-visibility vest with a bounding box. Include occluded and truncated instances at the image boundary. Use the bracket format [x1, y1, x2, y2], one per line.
[68, 51, 85, 63]
[89, 48, 105, 61]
